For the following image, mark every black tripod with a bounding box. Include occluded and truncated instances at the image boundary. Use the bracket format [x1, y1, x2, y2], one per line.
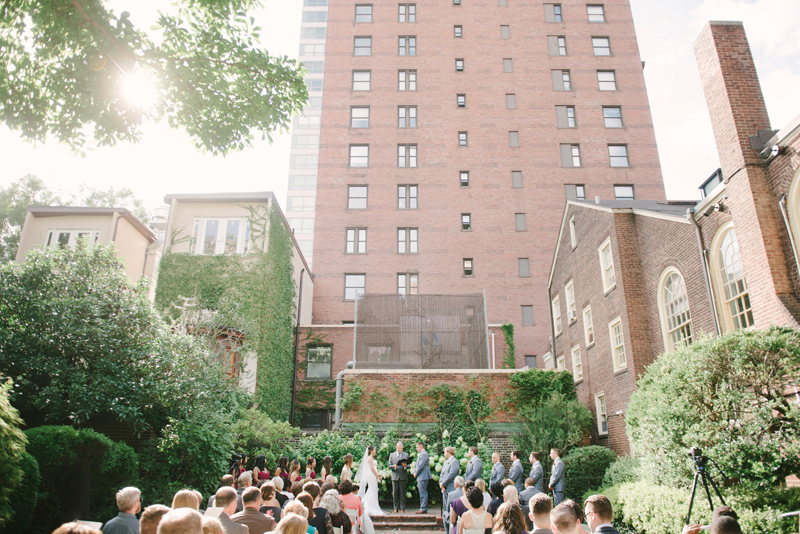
[685, 449, 727, 525]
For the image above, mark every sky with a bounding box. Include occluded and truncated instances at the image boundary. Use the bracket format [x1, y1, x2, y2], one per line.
[1, 0, 798, 213]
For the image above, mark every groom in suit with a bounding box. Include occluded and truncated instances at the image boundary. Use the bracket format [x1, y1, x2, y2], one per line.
[413, 442, 432, 514]
[389, 441, 410, 513]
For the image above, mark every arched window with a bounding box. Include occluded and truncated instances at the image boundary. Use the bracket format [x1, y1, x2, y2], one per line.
[711, 224, 754, 331]
[658, 268, 692, 351]
[786, 166, 800, 263]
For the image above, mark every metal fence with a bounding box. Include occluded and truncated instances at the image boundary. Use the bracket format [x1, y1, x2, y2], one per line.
[353, 293, 490, 369]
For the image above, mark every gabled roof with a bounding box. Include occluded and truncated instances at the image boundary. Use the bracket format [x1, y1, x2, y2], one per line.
[27, 205, 156, 243]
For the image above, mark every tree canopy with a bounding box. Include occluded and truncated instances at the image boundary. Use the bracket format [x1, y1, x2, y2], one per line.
[0, 0, 307, 155]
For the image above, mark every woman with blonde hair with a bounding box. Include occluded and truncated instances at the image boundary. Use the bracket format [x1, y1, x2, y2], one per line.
[475, 479, 491, 508]
[202, 516, 224, 534]
[171, 489, 200, 510]
[276, 512, 311, 534]
[52, 524, 99, 534]
[286, 500, 310, 519]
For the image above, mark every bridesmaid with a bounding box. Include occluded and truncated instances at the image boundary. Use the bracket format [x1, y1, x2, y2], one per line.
[340, 454, 354, 483]
[320, 456, 333, 481]
[306, 457, 317, 479]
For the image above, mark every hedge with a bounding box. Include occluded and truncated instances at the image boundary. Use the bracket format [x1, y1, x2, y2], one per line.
[564, 445, 617, 500]
[0, 451, 40, 534]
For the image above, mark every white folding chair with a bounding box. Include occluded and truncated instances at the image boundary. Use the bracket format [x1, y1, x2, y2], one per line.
[334, 527, 343, 534]
[345, 510, 359, 534]
[464, 529, 487, 534]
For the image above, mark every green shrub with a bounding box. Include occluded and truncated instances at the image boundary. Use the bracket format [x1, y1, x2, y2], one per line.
[0, 451, 40, 534]
[232, 407, 298, 470]
[602, 457, 641, 488]
[564, 446, 617, 500]
[0, 379, 27, 528]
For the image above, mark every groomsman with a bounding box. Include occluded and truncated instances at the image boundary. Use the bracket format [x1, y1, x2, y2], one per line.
[529, 452, 544, 494]
[413, 442, 432, 514]
[465, 447, 483, 482]
[509, 450, 524, 493]
[490, 452, 505, 487]
[548, 448, 565, 505]
[439, 447, 459, 533]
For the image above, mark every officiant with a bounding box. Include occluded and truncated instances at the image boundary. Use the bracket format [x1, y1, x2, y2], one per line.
[389, 441, 410, 513]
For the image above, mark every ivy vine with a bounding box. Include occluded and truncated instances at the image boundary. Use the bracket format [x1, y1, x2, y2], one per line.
[501, 323, 516, 369]
[295, 329, 336, 425]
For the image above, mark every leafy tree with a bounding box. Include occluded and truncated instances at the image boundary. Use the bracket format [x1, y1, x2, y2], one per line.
[1, 0, 307, 154]
[563, 445, 617, 500]
[626, 327, 800, 488]
[0, 175, 60, 262]
[70, 184, 150, 223]
[0, 379, 28, 528]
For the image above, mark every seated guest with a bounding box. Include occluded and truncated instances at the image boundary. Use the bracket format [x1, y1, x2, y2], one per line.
[713, 507, 738, 522]
[208, 475, 235, 508]
[488, 482, 506, 516]
[475, 479, 492, 508]
[459, 486, 493, 534]
[561, 500, 589, 533]
[301, 488, 334, 534]
[103, 486, 141, 534]
[140, 504, 171, 534]
[519, 479, 538, 506]
[273, 477, 291, 507]
[172, 489, 200, 510]
[233, 486, 276, 534]
[157, 508, 203, 534]
[583, 495, 618, 534]
[202, 517, 224, 534]
[237, 472, 254, 512]
[326, 475, 338, 486]
[550, 504, 581, 534]
[320, 491, 352, 534]
[527, 494, 553, 534]
[711, 516, 742, 534]
[52, 524, 99, 534]
[291, 481, 305, 498]
[492, 502, 528, 534]
[503, 486, 519, 505]
[320, 481, 337, 495]
[285, 500, 310, 519]
[193, 490, 205, 512]
[450, 480, 474, 534]
[276, 513, 311, 534]
[214, 486, 250, 534]
[296, 494, 321, 534]
[338, 480, 363, 527]
[260, 484, 285, 520]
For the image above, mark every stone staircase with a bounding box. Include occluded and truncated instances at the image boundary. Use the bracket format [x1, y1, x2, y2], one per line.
[372, 510, 443, 531]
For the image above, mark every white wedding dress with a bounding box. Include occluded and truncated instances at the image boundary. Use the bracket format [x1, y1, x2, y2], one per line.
[355, 449, 384, 534]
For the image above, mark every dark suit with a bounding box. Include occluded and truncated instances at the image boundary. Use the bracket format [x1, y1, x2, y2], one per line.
[595, 525, 622, 534]
[389, 450, 410, 511]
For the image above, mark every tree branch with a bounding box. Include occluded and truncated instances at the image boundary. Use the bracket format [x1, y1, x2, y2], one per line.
[70, 0, 138, 62]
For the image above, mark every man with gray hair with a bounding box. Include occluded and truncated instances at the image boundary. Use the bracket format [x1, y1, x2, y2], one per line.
[156, 508, 203, 534]
[389, 441, 409, 513]
[236, 471, 253, 513]
[102, 486, 141, 534]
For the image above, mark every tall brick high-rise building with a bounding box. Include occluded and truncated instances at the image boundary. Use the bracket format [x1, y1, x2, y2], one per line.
[289, 0, 666, 370]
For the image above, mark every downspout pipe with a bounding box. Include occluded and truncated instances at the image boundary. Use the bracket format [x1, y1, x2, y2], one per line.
[688, 210, 720, 335]
[334, 369, 347, 427]
[289, 268, 305, 426]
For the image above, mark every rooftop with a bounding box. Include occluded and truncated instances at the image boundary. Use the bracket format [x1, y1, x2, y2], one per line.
[27, 205, 156, 242]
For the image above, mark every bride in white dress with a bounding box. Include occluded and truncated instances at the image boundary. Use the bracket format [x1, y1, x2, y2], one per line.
[355, 445, 385, 534]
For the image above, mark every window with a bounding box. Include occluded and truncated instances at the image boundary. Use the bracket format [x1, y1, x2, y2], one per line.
[512, 171, 523, 188]
[503, 58, 513, 72]
[525, 355, 536, 368]
[583, 306, 594, 345]
[398, 273, 419, 295]
[570, 216, 577, 248]
[565, 184, 586, 200]
[346, 228, 367, 254]
[597, 70, 616, 90]
[289, 155, 319, 169]
[571, 345, 582, 381]
[552, 70, 571, 90]
[460, 171, 469, 186]
[518, 258, 530, 277]
[288, 175, 317, 190]
[548, 35, 567, 55]
[463, 258, 473, 276]
[453, 0, 460, 4]
[599, 238, 616, 291]
[349, 145, 369, 167]
[659, 268, 693, 351]
[300, 27, 326, 39]
[351, 107, 370, 128]
[190, 218, 251, 255]
[713, 226, 754, 331]
[301, 409, 330, 430]
[288, 196, 316, 211]
[454, 25, 463, 38]
[609, 145, 629, 167]
[355, 5, 373, 22]
[458, 132, 468, 146]
[552, 296, 562, 335]
[398, 144, 418, 167]
[509, 131, 520, 148]
[353, 71, 371, 90]
[293, 115, 321, 128]
[306, 344, 332, 380]
[303, 0, 327, 5]
[398, 185, 418, 209]
[515, 213, 526, 231]
[556, 106, 576, 128]
[560, 144, 581, 167]
[304, 97, 322, 110]
[399, 36, 417, 55]
[566, 280, 576, 322]
[302, 11, 327, 22]
[593, 37, 610, 55]
[344, 274, 366, 300]
[45, 229, 100, 250]
[397, 228, 419, 254]
[307, 78, 323, 92]
[595, 393, 608, 435]
[501, 25, 511, 39]
[587, 4, 606, 22]
[557, 355, 566, 370]
[544, 4, 563, 22]
[455, 94, 466, 108]
[299, 44, 325, 56]
[354, 36, 372, 56]
[455, 59, 464, 71]
[522, 305, 534, 326]
[614, 184, 634, 200]
[462, 213, 471, 230]
[506, 94, 516, 109]
[609, 317, 626, 370]
[292, 135, 320, 149]
[398, 70, 417, 90]
[603, 106, 622, 127]
[348, 185, 368, 209]
[288, 218, 314, 234]
[398, 106, 417, 128]
[399, 4, 416, 22]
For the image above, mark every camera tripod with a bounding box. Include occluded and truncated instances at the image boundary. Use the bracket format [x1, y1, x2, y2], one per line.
[685, 454, 727, 525]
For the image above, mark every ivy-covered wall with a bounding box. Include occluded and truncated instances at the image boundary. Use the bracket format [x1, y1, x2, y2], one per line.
[154, 203, 297, 421]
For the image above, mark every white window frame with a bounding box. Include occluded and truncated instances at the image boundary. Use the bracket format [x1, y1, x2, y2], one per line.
[569, 216, 577, 248]
[192, 217, 251, 255]
[710, 222, 755, 333]
[609, 317, 626, 371]
[658, 267, 693, 352]
[557, 354, 566, 370]
[571, 345, 582, 381]
[595, 392, 608, 435]
[552, 296, 562, 335]
[45, 229, 100, 250]
[565, 280, 576, 322]
[598, 237, 616, 292]
[583, 305, 594, 346]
